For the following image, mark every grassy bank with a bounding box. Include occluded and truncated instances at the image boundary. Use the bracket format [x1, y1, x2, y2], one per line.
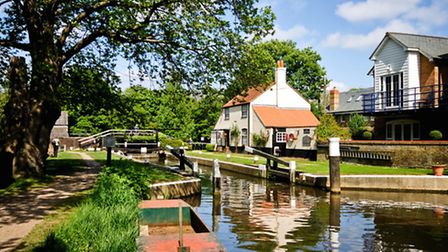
[29, 151, 182, 251]
[187, 151, 433, 175]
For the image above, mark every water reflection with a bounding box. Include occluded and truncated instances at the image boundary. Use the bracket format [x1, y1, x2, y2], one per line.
[183, 166, 448, 251]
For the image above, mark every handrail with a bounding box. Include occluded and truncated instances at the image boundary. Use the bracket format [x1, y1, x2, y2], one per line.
[78, 129, 158, 146]
[244, 146, 289, 166]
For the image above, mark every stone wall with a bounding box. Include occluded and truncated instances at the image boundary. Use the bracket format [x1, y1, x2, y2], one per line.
[318, 140, 448, 168]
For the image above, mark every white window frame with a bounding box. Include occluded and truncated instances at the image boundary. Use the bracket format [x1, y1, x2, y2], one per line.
[241, 128, 248, 145]
[386, 119, 420, 140]
[276, 132, 286, 143]
[241, 104, 248, 119]
[224, 108, 229, 120]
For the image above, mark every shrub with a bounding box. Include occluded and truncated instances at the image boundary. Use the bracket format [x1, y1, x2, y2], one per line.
[315, 114, 351, 142]
[252, 130, 269, 148]
[362, 131, 373, 140]
[205, 144, 215, 152]
[429, 130, 443, 140]
[348, 113, 367, 139]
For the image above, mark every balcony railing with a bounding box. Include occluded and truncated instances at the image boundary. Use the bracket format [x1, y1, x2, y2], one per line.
[362, 84, 447, 113]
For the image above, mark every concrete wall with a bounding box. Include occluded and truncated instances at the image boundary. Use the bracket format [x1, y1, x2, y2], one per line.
[148, 178, 201, 199]
[188, 156, 267, 178]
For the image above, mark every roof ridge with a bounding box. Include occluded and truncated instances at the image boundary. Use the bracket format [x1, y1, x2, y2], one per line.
[388, 32, 448, 40]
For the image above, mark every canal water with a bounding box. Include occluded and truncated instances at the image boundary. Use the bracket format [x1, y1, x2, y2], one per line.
[182, 166, 448, 251]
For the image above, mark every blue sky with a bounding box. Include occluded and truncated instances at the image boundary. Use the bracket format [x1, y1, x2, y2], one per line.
[114, 0, 448, 91]
[259, 0, 448, 91]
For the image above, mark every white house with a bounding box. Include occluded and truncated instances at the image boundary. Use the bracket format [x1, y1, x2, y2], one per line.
[364, 32, 448, 140]
[212, 60, 320, 158]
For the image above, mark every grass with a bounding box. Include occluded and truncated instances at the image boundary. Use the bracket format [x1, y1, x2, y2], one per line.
[0, 152, 85, 197]
[187, 150, 434, 175]
[32, 151, 184, 252]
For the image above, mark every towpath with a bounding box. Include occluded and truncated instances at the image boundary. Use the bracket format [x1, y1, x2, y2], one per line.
[0, 152, 101, 252]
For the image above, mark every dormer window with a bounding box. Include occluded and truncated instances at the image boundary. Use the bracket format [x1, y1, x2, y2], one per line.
[356, 96, 362, 102]
[347, 96, 353, 103]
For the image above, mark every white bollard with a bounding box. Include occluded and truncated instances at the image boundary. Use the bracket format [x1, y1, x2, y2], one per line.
[329, 137, 341, 193]
[193, 162, 199, 177]
[289, 161, 296, 183]
[213, 159, 221, 189]
[258, 164, 267, 178]
[141, 147, 147, 154]
[253, 155, 259, 163]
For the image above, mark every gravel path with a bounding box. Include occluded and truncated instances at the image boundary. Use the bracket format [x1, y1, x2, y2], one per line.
[0, 152, 101, 252]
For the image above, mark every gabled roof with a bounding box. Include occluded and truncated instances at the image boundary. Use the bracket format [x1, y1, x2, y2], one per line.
[253, 106, 319, 128]
[330, 87, 373, 114]
[370, 32, 448, 61]
[223, 84, 272, 108]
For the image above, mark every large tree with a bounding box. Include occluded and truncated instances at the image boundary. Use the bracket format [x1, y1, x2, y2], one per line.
[227, 39, 326, 100]
[0, 0, 274, 186]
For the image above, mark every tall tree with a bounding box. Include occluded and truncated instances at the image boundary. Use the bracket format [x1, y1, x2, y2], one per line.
[0, 0, 274, 185]
[227, 39, 326, 100]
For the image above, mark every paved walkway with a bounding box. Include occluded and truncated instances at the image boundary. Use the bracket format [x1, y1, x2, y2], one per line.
[0, 152, 101, 252]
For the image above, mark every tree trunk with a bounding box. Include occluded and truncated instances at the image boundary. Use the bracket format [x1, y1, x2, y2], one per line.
[0, 57, 60, 185]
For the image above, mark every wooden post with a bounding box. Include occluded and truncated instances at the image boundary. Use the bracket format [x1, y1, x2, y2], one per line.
[213, 159, 221, 190]
[289, 161, 296, 184]
[106, 147, 112, 167]
[179, 148, 185, 170]
[329, 193, 341, 250]
[329, 138, 341, 193]
[193, 162, 199, 177]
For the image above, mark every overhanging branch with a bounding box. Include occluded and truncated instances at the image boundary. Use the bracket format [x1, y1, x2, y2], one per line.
[0, 39, 30, 51]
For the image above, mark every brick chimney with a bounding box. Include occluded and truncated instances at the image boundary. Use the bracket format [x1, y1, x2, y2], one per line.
[275, 60, 286, 88]
[329, 87, 339, 111]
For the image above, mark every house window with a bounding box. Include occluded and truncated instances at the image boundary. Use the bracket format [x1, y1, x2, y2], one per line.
[302, 135, 311, 147]
[381, 73, 403, 108]
[386, 120, 420, 140]
[224, 108, 229, 120]
[303, 129, 310, 134]
[241, 128, 248, 145]
[241, 104, 248, 119]
[276, 132, 286, 143]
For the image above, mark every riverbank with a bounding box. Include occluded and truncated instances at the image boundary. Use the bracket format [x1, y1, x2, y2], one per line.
[187, 153, 448, 193]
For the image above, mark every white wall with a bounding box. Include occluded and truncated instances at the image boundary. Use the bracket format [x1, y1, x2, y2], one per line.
[284, 128, 317, 150]
[251, 83, 310, 109]
[213, 105, 249, 146]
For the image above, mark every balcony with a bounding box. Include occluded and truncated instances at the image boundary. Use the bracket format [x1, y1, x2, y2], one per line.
[362, 84, 447, 113]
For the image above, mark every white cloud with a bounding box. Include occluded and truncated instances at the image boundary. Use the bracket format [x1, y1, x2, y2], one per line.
[265, 25, 309, 41]
[329, 81, 351, 92]
[336, 0, 421, 22]
[404, 1, 448, 27]
[322, 19, 418, 49]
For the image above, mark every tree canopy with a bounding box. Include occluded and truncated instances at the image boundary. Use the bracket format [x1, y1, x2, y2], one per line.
[227, 39, 326, 100]
[0, 0, 274, 183]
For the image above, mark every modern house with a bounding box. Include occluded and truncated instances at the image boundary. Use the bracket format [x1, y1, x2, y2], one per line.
[211, 61, 320, 158]
[363, 32, 448, 140]
[328, 87, 374, 126]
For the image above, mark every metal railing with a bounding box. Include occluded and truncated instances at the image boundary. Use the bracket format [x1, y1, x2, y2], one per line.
[78, 129, 158, 147]
[362, 84, 447, 113]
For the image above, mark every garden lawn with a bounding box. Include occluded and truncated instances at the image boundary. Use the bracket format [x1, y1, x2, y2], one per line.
[187, 151, 433, 175]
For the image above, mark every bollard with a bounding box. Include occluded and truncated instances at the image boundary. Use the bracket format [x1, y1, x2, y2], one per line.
[258, 164, 267, 178]
[329, 138, 341, 193]
[289, 161, 296, 184]
[213, 159, 221, 189]
[193, 162, 199, 177]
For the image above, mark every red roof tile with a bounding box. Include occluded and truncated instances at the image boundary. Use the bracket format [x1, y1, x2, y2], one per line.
[253, 106, 320, 128]
[223, 85, 271, 108]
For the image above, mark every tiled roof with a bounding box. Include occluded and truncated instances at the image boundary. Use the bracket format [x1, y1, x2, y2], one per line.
[331, 87, 373, 113]
[372, 32, 448, 60]
[223, 85, 271, 108]
[253, 106, 320, 128]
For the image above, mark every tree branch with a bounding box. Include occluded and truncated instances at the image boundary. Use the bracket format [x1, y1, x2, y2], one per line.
[0, 39, 30, 51]
[0, 0, 12, 8]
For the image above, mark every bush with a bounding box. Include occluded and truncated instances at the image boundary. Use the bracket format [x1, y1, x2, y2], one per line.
[205, 144, 215, 152]
[348, 113, 367, 139]
[362, 131, 372, 140]
[429, 130, 443, 140]
[252, 130, 269, 148]
[315, 114, 351, 142]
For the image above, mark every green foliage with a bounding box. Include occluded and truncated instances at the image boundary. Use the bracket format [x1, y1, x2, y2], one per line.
[362, 131, 373, 140]
[0, 91, 8, 135]
[205, 144, 215, 152]
[315, 114, 350, 142]
[429, 130, 443, 140]
[228, 40, 326, 100]
[252, 130, 269, 148]
[38, 174, 139, 252]
[310, 101, 325, 118]
[230, 124, 240, 146]
[348, 114, 368, 139]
